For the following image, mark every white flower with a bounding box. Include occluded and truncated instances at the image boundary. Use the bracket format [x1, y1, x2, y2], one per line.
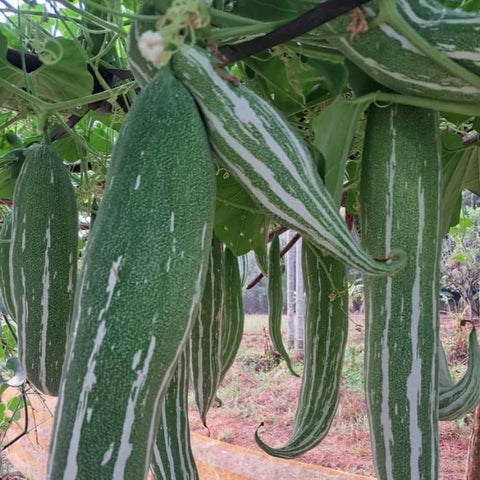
[137, 31, 165, 67]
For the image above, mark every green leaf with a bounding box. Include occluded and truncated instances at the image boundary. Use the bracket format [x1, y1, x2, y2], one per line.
[345, 59, 385, 97]
[0, 32, 93, 107]
[7, 395, 21, 412]
[29, 38, 94, 102]
[449, 217, 474, 237]
[237, 0, 297, 21]
[0, 148, 27, 200]
[52, 135, 83, 163]
[307, 58, 347, 97]
[5, 357, 26, 388]
[245, 55, 331, 116]
[440, 132, 480, 235]
[214, 168, 269, 256]
[312, 96, 370, 204]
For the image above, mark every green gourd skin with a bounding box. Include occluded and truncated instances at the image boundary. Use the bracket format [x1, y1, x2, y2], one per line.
[10, 144, 78, 396]
[361, 104, 442, 480]
[190, 235, 224, 428]
[439, 328, 480, 421]
[0, 212, 15, 319]
[47, 68, 215, 480]
[171, 46, 405, 276]
[256, 243, 348, 458]
[266, 233, 298, 377]
[323, 0, 480, 103]
[219, 246, 245, 383]
[150, 348, 199, 480]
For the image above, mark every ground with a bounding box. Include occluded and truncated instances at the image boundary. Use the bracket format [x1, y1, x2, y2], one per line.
[0, 313, 473, 479]
[188, 313, 473, 479]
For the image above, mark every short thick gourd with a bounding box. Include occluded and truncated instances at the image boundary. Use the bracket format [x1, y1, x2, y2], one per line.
[10, 144, 78, 396]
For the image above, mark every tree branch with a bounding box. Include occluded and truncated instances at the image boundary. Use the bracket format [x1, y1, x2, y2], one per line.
[217, 0, 370, 64]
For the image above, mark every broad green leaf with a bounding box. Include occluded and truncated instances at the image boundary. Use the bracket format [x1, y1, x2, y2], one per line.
[2, 356, 25, 388]
[312, 96, 370, 205]
[0, 148, 26, 200]
[237, 0, 297, 21]
[245, 55, 331, 116]
[53, 135, 84, 163]
[345, 59, 384, 97]
[449, 217, 474, 237]
[452, 252, 467, 262]
[88, 122, 115, 157]
[214, 168, 269, 257]
[441, 131, 480, 235]
[29, 38, 93, 102]
[6, 394, 21, 412]
[307, 58, 347, 97]
[0, 32, 93, 107]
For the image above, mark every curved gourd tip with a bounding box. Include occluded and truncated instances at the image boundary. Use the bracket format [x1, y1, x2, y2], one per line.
[254, 423, 291, 459]
[365, 248, 407, 276]
[387, 248, 407, 273]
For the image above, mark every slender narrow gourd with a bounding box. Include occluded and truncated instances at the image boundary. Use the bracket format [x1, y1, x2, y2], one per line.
[171, 46, 405, 276]
[150, 348, 199, 480]
[439, 328, 480, 421]
[256, 242, 348, 458]
[219, 246, 245, 382]
[0, 212, 15, 319]
[47, 68, 215, 480]
[361, 104, 442, 480]
[438, 340, 454, 392]
[267, 233, 298, 377]
[190, 236, 224, 428]
[322, 0, 480, 104]
[10, 144, 78, 396]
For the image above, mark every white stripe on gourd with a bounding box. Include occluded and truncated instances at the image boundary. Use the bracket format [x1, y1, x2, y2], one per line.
[439, 328, 480, 421]
[9, 144, 78, 396]
[0, 212, 15, 319]
[171, 46, 405, 276]
[190, 236, 224, 428]
[47, 68, 215, 480]
[267, 233, 298, 377]
[256, 242, 347, 458]
[219, 246, 245, 383]
[361, 104, 442, 480]
[438, 340, 454, 393]
[323, 0, 480, 103]
[150, 348, 198, 480]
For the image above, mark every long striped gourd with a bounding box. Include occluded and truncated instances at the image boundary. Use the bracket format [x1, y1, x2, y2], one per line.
[256, 242, 348, 458]
[439, 328, 480, 421]
[10, 144, 78, 396]
[171, 46, 405, 276]
[0, 212, 15, 319]
[190, 235, 224, 428]
[150, 348, 199, 480]
[360, 104, 442, 480]
[47, 68, 215, 480]
[267, 233, 298, 377]
[219, 246, 245, 383]
[323, 0, 480, 104]
[438, 340, 454, 392]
